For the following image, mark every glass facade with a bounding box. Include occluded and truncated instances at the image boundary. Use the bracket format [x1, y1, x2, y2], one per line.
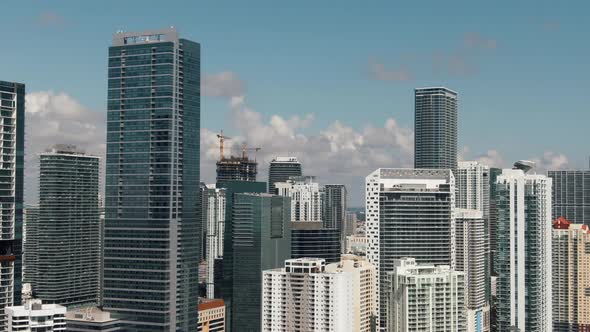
[103, 28, 200, 331]
[414, 87, 458, 172]
[0, 80, 24, 330]
[230, 193, 291, 332]
[291, 222, 341, 263]
[27, 146, 100, 307]
[548, 170, 590, 225]
[268, 157, 302, 194]
[217, 180, 266, 332]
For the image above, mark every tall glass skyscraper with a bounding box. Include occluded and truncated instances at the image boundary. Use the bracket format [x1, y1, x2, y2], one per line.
[27, 145, 100, 307]
[268, 157, 302, 194]
[0, 80, 24, 330]
[104, 28, 200, 331]
[548, 170, 590, 225]
[323, 184, 347, 247]
[414, 87, 458, 171]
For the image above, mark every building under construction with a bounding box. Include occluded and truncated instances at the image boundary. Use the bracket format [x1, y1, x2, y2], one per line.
[216, 156, 258, 183]
[215, 131, 259, 183]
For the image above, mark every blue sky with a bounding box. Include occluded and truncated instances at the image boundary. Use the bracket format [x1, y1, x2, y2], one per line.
[3, 1, 589, 205]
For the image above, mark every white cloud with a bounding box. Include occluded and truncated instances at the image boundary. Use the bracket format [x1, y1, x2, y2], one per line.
[532, 151, 569, 172]
[202, 72, 245, 98]
[25, 91, 105, 204]
[368, 58, 413, 81]
[200, 92, 415, 205]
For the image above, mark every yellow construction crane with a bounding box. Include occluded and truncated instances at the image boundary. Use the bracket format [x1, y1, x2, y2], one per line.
[242, 143, 261, 160]
[216, 130, 231, 161]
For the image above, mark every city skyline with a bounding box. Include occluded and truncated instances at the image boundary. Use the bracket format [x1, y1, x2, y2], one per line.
[3, 1, 588, 206]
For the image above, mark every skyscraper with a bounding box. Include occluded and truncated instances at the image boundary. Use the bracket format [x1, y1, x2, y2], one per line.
[386, 258, 466, 332]
[0, 80, 25, 329]
[414, 87, 458, 171]
[456, 161, 491, 320]
[548, 170, 590, 225]
[262, 256, 376, 332]
[23, 207, 39, 287]
[104, 28, 200, 331]
[275, 176, 323, 222]
[496, 165, 552, 332]
[323, 184, 347, 247]
[366, 168, 455, 328]
[231, 193, 291, 332]
[552, 217, 590, 331]
[290, 221, 341, 263]
[488, 167, 502, 276]
[218, 181, 266, 332]
[456, 161, 490, 216]
[201, 185, 225, 299]
[27, 145, 100, 307]
[456, 209, 490, 332]
[275, 176, 322, 222]
[268, 156, 302, 194]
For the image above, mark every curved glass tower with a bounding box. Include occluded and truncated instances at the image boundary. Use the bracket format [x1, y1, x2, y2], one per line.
[414, 87, 457, 172]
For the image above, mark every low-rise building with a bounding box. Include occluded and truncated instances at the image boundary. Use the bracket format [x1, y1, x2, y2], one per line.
[65, 307, 122, 331]
[5, 300, 66, 332]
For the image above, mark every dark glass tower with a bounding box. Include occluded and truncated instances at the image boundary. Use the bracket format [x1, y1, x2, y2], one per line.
[28, 145, 100, 306]
[548, 170, 590, 225]
[414, 87, 458, 172]
[0, 80, 24, 330]
[230, 193, 291, 332]
[323, 184, 347, 249]
[268, 157, 302, 194]
[217, 180, 266, 332]
[104, 28, 200, 331]
[291, 222, 340, 263]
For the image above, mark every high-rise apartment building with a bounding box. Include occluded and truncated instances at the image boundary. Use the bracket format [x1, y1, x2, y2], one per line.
[456, 209, 490, 332]
[456, 161, 490, 216]
[366, 168, 455, 328]
[386, 258, 466, 332]
[495, 165, 552, 332]
[268, 157, 302, 194]
[275, 176, 322, 222]
[231, 193, 291, 332]
[488, 167, 502, 276]
[548, 170, 590, 225]
[414, 87, 458, 171]
[202, 185, 226, 299]
[218, 181, 266, 332]
[323, 184, 347, 246]
[262, 255, 376, 332]
[26, 145, 100, 307]
[291, 222, 341, 263]
[552, 217, 590, 331]
[344, 211, 357, 237]
[216, 156, 257, 183]
[0, 80, 25, 329]
[104, 28, 200, 331]
[23, 207, 39, 287]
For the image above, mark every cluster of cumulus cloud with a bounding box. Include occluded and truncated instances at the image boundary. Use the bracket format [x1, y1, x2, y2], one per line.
[23, 72, 569, 205]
